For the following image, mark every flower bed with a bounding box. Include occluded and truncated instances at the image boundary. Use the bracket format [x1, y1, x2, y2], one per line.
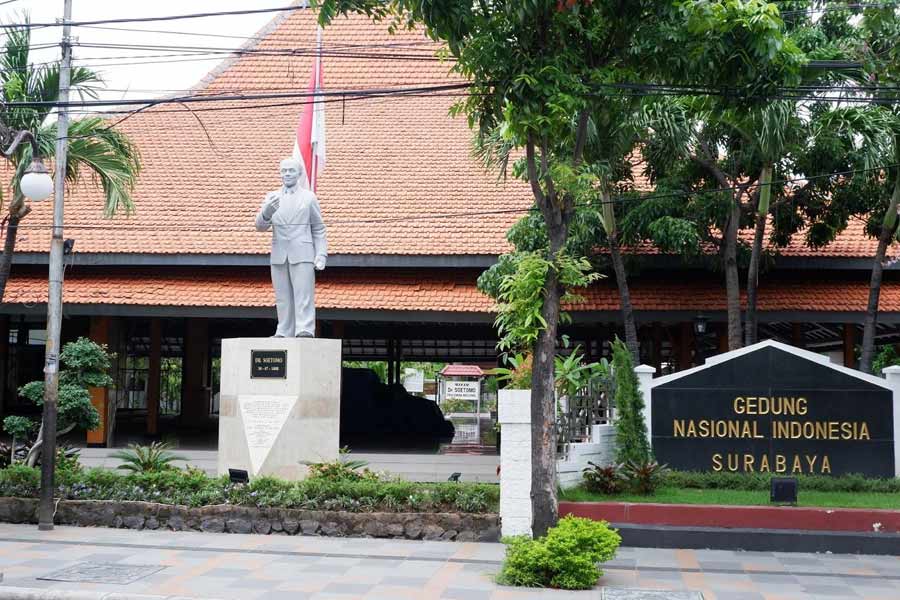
[0, 465, 500, 541]
[0, 497, 499, 541]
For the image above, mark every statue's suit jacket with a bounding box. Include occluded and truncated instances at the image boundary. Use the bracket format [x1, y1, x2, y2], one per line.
[255, 186, 327, 265]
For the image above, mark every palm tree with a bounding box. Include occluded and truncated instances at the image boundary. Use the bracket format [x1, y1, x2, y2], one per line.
[0, 19, 140, 302]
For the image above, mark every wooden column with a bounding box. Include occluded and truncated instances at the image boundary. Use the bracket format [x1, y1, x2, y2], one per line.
[87, 317, 111, 446]
[678, 322, 693, 371]
[791, 323, 805, 348]
[182, 318, 210, 424]
[717, 324, 729, 354]
[386, 338, 395, 385]
[394, 338, 402, 384]
[332, 321, 345, 339]
[651, 323, 663, 370]
[146, 318, 162, 436]
[843, 324, 857, 369]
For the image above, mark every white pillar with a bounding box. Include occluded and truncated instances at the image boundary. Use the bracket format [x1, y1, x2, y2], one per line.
[882, 365, 900, 477]
[498, 389, 532, 538]
[635, 365, 656, 446]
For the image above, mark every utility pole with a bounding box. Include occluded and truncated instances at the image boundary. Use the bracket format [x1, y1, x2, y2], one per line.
[38, 0, 73, 531]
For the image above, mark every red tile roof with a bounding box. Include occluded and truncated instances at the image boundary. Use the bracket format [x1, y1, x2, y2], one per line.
[2, 268, 491, 313]
[12, 10, 529, 257]
[4, 269, 898, 314]
[439, 365, 484, 377]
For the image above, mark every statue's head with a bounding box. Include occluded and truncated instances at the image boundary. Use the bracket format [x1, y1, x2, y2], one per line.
[280, 157, 308, 189]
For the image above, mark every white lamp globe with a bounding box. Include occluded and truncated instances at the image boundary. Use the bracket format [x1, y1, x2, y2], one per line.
[21, 168, 53, 201]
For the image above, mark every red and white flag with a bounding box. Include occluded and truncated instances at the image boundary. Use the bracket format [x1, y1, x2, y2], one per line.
[293, 49, 326, 191]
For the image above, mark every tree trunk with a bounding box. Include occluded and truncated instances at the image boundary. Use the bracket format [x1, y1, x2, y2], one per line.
[529, 257, 562, 538]
[744, 209, 767, 346]
[860, 231, 893, 373]
[0, 214, 20, 303]
[723, 199, 742, 350]
[24, 422, 76, 467]
[0, 194, 30, 303]
[860, 170, 900, 373]
[745, 164, 772, 347]
[609, 231, 639, 363]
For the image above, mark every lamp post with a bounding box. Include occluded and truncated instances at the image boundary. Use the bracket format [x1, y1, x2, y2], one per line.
[38, 0, 73, 531]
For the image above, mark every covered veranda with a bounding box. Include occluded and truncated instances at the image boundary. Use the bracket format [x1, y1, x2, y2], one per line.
[2, 265, 899, 457]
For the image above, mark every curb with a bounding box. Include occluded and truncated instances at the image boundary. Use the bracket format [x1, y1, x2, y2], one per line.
[0, 589, 223, 600]
[559, 501, 900, 533]
[614, 523, 900, 555]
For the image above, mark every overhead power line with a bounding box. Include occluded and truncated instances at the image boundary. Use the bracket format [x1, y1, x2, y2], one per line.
[0, 5, 303, 30]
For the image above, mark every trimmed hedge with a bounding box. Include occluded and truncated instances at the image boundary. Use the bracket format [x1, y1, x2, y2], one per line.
[663, 470, 900, 493]
[0, 465, 499, 514]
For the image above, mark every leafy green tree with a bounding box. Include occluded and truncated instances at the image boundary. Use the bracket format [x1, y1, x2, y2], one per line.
[18, 337, 111, 466]
[851, 7, 900, 372]
[315, 0, 680, 535]
[633, 1, 805, 350]
[611, 338, 650, 465]
[0, 19, 141, 301]
[476, 92, 647, 363]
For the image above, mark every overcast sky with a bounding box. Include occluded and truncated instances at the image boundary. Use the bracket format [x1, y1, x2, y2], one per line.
[7, 1, 296, 102]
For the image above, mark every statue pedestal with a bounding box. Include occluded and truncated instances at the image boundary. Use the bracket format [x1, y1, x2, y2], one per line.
[217, 337, 341, 480]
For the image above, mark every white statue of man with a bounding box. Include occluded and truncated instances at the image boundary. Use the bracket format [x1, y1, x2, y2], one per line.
[255, 157, 328, 337]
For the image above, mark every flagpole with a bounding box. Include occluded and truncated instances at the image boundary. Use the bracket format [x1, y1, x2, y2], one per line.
[311, 24, 322, 191]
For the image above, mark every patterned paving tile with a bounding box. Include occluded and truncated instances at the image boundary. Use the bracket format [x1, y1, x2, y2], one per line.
[37, 562, 166, 584]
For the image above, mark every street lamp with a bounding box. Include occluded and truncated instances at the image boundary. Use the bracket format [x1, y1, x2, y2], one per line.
[21, 158, 53, 201]
[693, 313, 709, 336]
[0, 128, 53, 201]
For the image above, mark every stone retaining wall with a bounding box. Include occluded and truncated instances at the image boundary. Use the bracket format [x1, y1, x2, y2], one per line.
[0, 498, 500, 542]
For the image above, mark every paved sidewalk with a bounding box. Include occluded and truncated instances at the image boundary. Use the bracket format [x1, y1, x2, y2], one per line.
[0, 524, 896, 599]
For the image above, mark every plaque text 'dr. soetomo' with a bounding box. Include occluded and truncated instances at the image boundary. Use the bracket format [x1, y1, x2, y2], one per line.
[251, 350, 287, 379]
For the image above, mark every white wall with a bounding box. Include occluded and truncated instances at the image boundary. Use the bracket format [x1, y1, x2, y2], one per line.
[557, 425, 616, 489]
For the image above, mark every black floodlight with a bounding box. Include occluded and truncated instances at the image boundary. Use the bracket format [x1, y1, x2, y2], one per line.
[229, 468, 249, 485]
[770, 477, 798, 505]
[448, 472, 462, 482]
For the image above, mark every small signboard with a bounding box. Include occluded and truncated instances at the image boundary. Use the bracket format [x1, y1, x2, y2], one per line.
[651, 342, 895, 477]
[444, 380, 480, 402]
[250, 350, 287, 379]
[402, 368, 425, 394]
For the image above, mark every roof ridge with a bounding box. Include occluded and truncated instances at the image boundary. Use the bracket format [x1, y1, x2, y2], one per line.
[187, 0, 308, 97]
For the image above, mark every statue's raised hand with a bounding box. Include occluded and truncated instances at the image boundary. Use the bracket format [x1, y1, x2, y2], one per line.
[262, 196, 280, 220]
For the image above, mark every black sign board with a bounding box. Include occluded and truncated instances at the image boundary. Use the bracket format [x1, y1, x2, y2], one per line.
[652, 344, 895, 477]
[250, 350, 287, 379]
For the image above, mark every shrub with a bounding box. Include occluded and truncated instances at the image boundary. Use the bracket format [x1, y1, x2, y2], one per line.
[622, 460, 667, 495]
[0, 464, 500, 514]
[304, 454, 379, 482]
[582, 462, 624, 495]
[498, 515, 621, 590]
[55, 445, 82, 475]
[495, 353, 533, 389]
[663, 470, 900, 493]
[110, 442, 186, 473]
[0, 464, 40, 497]
[611, 338, 650, 465]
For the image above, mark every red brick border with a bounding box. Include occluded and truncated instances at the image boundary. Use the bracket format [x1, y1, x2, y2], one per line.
[559, 501, 900, 533]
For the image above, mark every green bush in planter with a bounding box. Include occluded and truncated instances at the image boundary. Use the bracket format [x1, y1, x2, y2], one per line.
[498, 515, 621, 590]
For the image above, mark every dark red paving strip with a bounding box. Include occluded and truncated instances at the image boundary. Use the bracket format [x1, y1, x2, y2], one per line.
[559, 501, 900, 533]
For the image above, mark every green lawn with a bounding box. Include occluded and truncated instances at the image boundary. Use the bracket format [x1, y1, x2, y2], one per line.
[560, 486, 900, 510]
